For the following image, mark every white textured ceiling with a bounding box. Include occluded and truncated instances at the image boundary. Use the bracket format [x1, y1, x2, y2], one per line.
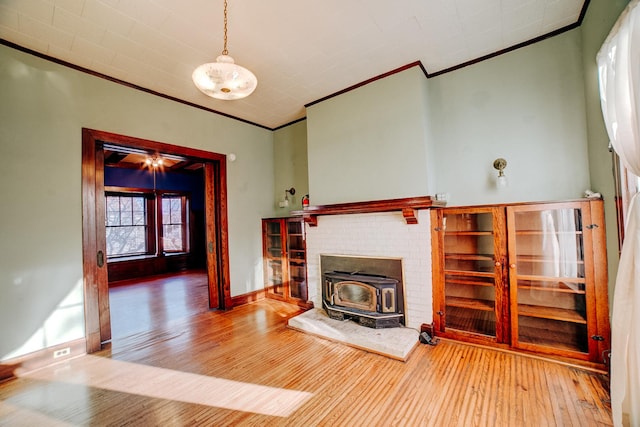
[0, 0, 587, 129]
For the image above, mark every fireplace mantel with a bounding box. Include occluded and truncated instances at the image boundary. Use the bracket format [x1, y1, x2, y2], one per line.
[293, 196, 445, 226]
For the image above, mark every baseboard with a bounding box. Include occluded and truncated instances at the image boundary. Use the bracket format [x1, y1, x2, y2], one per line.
[231, 289, 266, 307]
[0, 338, 86, 382]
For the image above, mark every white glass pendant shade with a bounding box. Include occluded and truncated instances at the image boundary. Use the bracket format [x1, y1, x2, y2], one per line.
[192, 54, 257, 100]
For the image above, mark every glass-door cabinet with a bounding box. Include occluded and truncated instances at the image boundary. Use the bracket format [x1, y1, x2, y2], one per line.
[431, 207, 508, 345]
[431, 199, 610, 368]
[262, 217, 310, 307]
[506, 201, 607, 362]
[262, 219, 285, 298]
[286, 219, 307, 301]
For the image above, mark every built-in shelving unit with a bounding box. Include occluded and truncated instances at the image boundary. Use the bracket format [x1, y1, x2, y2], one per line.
[431, 199, 610, 370]
[262, 217, 311, 307]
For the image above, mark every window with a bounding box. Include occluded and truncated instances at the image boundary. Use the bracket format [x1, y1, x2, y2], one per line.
[162, 195, 189, 253]
[105, 190, 190, 258]
[105, 194, 151, 257]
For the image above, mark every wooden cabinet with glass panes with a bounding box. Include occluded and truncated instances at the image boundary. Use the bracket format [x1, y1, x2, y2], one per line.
[261, 217, 311, 308]
[430, 199, 610, 369]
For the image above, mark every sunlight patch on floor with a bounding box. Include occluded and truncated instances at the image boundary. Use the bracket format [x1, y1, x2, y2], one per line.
[17, 355, 312, 417]
[0, 400, 74, 426]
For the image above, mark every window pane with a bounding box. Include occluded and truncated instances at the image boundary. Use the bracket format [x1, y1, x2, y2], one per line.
[119, 197, 131, 212]
[163, 225, 182, 251]
[133, 212, 145, 225]
[120, 210, 133, 226]
[105, 194, 148, 257]
[170, 207, 182, 223]
[106, 196, 120, 212]
[106, 225, 147, 256]
[106, 211, 120, 226]
[133, 197, 145, 211]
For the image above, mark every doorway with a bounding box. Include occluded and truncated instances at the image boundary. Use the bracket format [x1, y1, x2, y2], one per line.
[81, 128, 232, 353]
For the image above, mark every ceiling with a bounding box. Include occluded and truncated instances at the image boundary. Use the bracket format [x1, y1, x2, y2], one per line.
[103, 144, 204, 172]
[0, 0, 588, 130]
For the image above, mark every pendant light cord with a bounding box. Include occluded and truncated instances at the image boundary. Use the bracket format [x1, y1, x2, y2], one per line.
[222, 0, 228, 55]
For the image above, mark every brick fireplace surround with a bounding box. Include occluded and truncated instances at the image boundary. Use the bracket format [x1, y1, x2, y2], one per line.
[300, 197, 441, 330]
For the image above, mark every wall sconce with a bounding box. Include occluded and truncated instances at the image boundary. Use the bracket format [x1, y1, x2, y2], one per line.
[493, 158, 508, 188]
[279, 187, 296, 208]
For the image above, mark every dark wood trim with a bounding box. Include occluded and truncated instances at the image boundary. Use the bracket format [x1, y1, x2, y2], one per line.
[95, 146, 111, 343]
[214, 159, 233, 310]
[231, 289, 266, 307]
[0, 39, 272, 131]
[82, 128, 231, 352]
[305, 61, 425, 109]
[204, 162, 220, 309]
[87, 129, 227, 163]
[81, 129, 103, 353]
[428, 19, 586, 78]
[272, 116, 307, 131]
[295, 196, 445, 226]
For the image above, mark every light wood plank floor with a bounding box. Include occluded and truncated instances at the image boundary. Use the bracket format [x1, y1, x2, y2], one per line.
[0, 271, 612, 426]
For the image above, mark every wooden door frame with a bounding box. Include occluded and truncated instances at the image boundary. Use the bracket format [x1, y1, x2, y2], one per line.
[81, 128, 232, 353]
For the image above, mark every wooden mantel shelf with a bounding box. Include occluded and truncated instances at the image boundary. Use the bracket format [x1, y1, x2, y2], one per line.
[292, 196, 446, 226]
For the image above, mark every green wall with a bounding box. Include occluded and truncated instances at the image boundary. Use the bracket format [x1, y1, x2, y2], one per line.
[306, 67, 433, 205]
[306, 30, 591, 207]
[429, 29, 590, 206]
[273, 120, 309, 214]
[0, 44, 274, 360]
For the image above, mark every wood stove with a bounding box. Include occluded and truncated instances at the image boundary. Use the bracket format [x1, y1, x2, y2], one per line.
[323, 270, 404, 328]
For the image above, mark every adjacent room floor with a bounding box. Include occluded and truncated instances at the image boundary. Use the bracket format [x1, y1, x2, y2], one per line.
[0, 271, 612, 426]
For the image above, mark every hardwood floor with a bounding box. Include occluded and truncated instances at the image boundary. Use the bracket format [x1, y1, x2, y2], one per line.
[0, 271, 612, 426]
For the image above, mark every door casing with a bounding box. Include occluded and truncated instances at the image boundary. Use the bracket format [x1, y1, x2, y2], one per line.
[81, 128, 232, 352]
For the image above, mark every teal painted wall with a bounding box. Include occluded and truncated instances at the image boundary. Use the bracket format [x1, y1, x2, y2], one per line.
[0, 44, 274, 360]
[429, 29, 589, 206]
[273, 120, 309, 214]
[306, 66, 433, 205]
[306, 30, 591, 207]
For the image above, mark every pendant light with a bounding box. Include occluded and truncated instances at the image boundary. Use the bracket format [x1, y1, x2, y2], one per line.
[192, 0, 257, 100]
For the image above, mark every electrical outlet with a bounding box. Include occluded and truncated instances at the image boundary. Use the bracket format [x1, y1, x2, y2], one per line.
[53, 347, 71, 358]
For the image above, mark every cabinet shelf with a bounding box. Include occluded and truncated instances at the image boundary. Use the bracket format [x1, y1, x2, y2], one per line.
[517, 282, 585, 294]
[445, 231, 493, 236]
[517, 304, 586, 324]
[446, 277, 495, 287]
[444, 253, 494, 262]
[515, 230, 583, 236]
[516, 274, 585, 284]
[444, 270, 495, 278]
[446, 296, 494, 312]
[516, 255, 584, 265]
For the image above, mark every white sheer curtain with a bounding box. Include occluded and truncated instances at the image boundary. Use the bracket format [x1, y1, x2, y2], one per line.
[597, 1, 640, 425]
